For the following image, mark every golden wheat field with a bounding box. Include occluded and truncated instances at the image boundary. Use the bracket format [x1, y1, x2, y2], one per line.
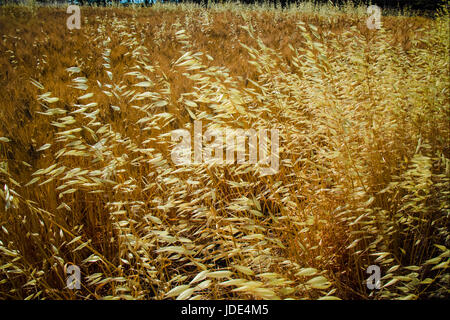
[0, 2, 449, 300]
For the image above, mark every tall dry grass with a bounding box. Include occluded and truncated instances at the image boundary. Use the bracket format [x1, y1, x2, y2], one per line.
[0, 2, 448, 299]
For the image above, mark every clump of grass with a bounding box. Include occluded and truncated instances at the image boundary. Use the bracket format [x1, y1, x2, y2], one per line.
[0, 2, 448, 300]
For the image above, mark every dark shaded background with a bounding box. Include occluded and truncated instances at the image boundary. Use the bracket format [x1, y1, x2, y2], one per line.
[214, 0, 445, 12]
[1, 0, 447, 15]
[219, 0, 446, 12]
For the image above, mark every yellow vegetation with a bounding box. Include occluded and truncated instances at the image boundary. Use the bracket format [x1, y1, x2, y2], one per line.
[0, 3, 448, 299]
